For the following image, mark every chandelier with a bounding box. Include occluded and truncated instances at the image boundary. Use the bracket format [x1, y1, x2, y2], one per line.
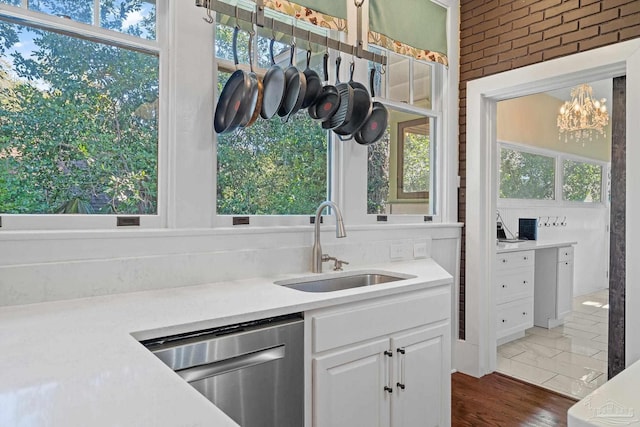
[557, 84, 609, 143]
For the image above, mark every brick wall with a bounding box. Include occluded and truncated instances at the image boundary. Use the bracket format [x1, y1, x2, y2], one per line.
[458, 0, 640, 339]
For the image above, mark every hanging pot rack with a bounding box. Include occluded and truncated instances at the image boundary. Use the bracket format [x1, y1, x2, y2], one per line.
[195, 0, 387, 65]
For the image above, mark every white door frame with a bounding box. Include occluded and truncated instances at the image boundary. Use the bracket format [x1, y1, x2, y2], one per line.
[461, 39, 640, 377]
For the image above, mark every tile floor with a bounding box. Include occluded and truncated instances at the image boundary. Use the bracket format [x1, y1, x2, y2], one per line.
[497, 289, 609, 399]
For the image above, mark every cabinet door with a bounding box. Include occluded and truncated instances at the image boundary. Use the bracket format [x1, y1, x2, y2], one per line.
[313, 338, 391, 427]
[556, 260, 574, 318]
[390, 323, 450, 427]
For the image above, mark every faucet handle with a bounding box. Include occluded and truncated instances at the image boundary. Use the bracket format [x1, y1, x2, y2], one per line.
[333, 259, 349, 271]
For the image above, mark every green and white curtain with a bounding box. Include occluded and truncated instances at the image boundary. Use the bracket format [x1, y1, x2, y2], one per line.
[368, 0, 448, 65]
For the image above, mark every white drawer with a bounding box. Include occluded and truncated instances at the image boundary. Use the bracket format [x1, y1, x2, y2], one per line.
[557, 246, 574, 262]
[497, 250, 534, 271]
[310, 287, 450, 353]
[496, 297, 533, 339]
[496, 269, 534, 304]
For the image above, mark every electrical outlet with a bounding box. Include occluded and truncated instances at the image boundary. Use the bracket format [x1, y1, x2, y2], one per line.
[413, 242, 428, 259]
[390, 242, 410, 260]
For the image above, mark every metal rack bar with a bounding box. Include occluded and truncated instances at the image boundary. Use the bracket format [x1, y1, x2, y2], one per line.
[195, 0, 386, 65]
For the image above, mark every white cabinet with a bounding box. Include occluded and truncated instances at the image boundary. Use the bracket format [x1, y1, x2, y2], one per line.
[308, 286, 451, 427]
[495, 250, 535, 344]
[534, 246, 574, 328]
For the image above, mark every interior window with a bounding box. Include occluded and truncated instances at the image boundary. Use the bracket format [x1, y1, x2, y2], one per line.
[563, 159, 602, 203]
[0, 15, 159, 215]
[214, 22, 329, 216]
[367, 108, 434, 215]
[499, 147, 555, 200]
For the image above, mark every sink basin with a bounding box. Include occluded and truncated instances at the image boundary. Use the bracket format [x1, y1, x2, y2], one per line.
[275, 271, 415, 293]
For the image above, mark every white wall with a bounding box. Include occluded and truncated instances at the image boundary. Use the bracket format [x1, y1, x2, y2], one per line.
[497, 206, 609, 296]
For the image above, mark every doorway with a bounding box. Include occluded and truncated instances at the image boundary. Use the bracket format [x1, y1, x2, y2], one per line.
[460, 39, 640, 382]
[492, 82, 613, 398]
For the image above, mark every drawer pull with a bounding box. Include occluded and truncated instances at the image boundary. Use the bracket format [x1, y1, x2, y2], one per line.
[522, 312, 527, 316]
[523, 280, 527, 284]
[502, 259, 507, 263]
[502, 284, 506, 288]
[523, 256, 528, 260]
[502, 319, 506, 323]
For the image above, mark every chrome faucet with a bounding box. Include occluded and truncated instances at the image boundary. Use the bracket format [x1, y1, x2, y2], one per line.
[312, 201, 347, 273]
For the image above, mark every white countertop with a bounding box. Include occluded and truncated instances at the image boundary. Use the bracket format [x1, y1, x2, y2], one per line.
[496, 239, 577, 253]
[568, 359, 640, 426]
[0, 259, 452, 427]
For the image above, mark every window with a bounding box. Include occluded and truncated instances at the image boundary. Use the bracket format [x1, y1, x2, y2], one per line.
[214, 19, 329, 216]
[563, 159, 602, 203]
[397, 117, 430, 200]
[499, 147, 555, 200]
[367, 108, 435, 215]
[0, 1, 159, 215]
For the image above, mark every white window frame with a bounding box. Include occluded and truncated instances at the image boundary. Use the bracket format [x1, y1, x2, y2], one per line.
[497, 140, 609, 209]
[0, 0, 168, 230]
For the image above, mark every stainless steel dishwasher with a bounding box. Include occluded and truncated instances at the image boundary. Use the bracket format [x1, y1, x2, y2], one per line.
[142, 313, 304, 427]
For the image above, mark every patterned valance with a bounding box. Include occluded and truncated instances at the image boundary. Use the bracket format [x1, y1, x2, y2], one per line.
[368, 0, 448, 65]
[263, 0, 347, 32]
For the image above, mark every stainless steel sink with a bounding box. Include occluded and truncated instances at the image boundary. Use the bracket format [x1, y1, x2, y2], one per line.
[275, 271, 415, 293]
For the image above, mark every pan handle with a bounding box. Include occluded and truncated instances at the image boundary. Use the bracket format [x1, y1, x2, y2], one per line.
[349, 61, 355, 82]
[335, 56, 342, 83]
[232, 26, 240, 68]
[289, 43, 296, 67]
[323, 52, 329, 82]
[306, 49, 312, 69]
[248, 31, 255, 72]
[369, 68, 376, 98]
[269, 38, 276, 66]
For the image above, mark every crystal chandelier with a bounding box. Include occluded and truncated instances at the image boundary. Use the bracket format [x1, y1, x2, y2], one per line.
[557, 84, 609, 143]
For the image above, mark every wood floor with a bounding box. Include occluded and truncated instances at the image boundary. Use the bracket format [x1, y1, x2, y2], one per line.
[452, 372, 578, 426]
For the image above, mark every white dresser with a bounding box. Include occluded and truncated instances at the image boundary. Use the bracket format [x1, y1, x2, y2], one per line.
[496, 241, 576, 345]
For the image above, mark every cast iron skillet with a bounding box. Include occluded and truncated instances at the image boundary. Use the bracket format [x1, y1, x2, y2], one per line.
[334, 62, 372, 139]
[308, 53, 340, 122]
[260, 38, 286, 120]
[322, 56, 354, 131]
[278, 43, 307, 121]
[245, 32, 264, 127]
[213, 27, 258, 134]
[354, 68, 389, 145]
[301, 50, 322, 109]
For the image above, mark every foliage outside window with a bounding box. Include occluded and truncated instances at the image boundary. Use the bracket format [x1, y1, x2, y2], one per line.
[500, 147, 555, 200]
[215, 22, 328, 216]
[0, 1, 159, 215]
[563, 159, 602, 203]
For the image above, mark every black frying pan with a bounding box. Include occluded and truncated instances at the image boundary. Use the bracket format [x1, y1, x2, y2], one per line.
[260, 38, 286, 119]
[301, 50, 322, 109]
[354, 68, 388, 145]
[278, 44, 307, 121]
[334, 62, 372, 139]
[214, 27, 258, 134]
[308, 53, 340, 122]
[322, 56, 354, 131]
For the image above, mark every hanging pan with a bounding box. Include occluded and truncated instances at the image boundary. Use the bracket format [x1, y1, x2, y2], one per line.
[245, 32, 264, 127]
[322, 56, 354, 131]
[213, 26, 258, 133]
[354, 68, 388, 145]
[334, 61, 372, 139]
[260, 38, 286, 119]
[278, 43, 307, 122]
[308, 52, 340, 122]
[301, 49, 322, 109]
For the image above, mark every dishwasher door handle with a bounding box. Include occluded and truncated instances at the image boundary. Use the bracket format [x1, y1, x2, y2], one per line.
[177, 345, 286, 383]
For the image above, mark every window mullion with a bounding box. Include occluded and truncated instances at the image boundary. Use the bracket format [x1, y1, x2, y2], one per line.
[93, 0, 100, 27]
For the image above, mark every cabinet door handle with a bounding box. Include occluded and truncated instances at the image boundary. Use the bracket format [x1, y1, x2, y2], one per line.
[523, 280, 527, 284]
[384, 350, 393, 394]
[502, 284, 506, 288]
[502, 259, 507, 263]
[522, 312, 527, 316]
[523, 256, 528, 260]
[502, 319, 506, 323]
[397, 347, 406, 391]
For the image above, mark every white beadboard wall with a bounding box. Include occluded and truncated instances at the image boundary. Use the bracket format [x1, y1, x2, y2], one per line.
[497, 205, 609, 296]
[0, 225, 461, 307]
